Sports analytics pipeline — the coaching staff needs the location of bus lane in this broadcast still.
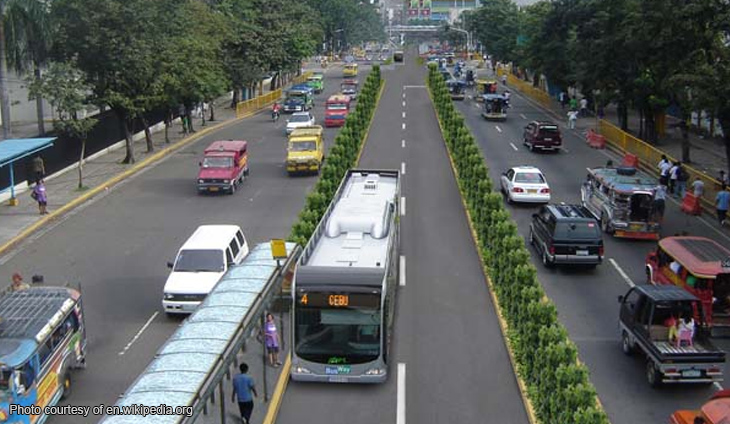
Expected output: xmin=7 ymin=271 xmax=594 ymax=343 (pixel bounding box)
xmin=456 ymin=86 xmax=730 ymax=424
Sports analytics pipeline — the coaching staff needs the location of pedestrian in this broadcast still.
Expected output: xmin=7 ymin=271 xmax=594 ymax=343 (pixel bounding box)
xmin=569 ymin=96 xmax=578 ymax=111
xmin=658 ymin=155 xmax=671 ymax=186
xmin=559 ymin=91 xmax=567 ymax=109
xmin=579 ymin=97 xmax=588 ymax=117
xmin=31 ymin=155 xmax=45 ymax=182
xmin=231 ymin=363 xmax=258 ymax=424
xmin=31 ymin=179 xmax=48 ymax=215
xmin=692 ymin=177 xmax=705 ymax=198
xmin=676 ymin=164 xmax=689 ymax=199
xmin=669 ymin=161 xmax=680 ymax=195
xmin=11 ymin=273 xmax=29 ymax=291
xmin=720 ymin=170 xmax=729 ymax=185
xmin=567 ymin=109 xmax=578 ymax=130
xmin=653 ymin=184 xmax=667 ymax=223
xmin=264 ymin=313 xmax=282 ymax=367
xmin=501 ymin=73 xmax=507 ymax=85
xmin=716 ymin=184 xmax=729 ymax=226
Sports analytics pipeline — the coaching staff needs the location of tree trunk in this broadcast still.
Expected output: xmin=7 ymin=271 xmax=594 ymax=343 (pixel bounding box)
xmin=34 ymin=66 xmax=45 ymax=136
xmin=0 ymin=2 xmax=12 ymax=139
xmin=141 ymin=116 xmax=153 ymax=152
xmin=709 ymin=111 xmax=715 ymax=138
xmin=645 ymin=110 xmax=657 ymax=143
xmin=638 ymin=108 xmax=644 ymax=140
xmin=720 ymin=115 xmax=730 ymax=176
xmin=78 ymin=137 xmax=86 ymax=189
xmin=209 ymin=102 xmax=215 ymax=121
xmin=185 ymin=106 xmax=195 ymax=133
xmin=119 ymin=111 xmax=135 ymax=164
xmin=680 ymin=113 xmax=691 ymax=163
xmin=618 ymin=101 xmax=629 ymax=131
xmin=231 ymin=87 xmax=240 ymax=108
xmin=164 ymin=110 xmax=171 ymax=143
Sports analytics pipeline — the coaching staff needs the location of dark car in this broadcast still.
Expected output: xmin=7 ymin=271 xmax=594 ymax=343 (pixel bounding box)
xmin=528 ymin=204 xmax=604 ymax=268
xmin=523 ymin=120 xmax=562 ymax=152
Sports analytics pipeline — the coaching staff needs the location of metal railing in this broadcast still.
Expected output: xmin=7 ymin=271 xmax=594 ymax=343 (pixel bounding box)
xmin=505 ymin=73 xmax=551 ymax=109
xmin=598 ymin=119 xmax=724 ymax=212
xmin=235 ymin=72 xmax=313 ymax=118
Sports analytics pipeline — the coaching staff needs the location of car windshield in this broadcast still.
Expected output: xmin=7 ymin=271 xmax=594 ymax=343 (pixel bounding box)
xmin=202 ymin=157 xmax=233 ymax=168
xmin=295 ymin=304 xmax=381 ymax=364
xmin=290 ymin=115 xmax=311 ymax=123
xmin=342 ymin=84 xmax=356 ymax=90
xmin=290 ymin=141 xmax=316 ymax=151
xmin=555 ymin=222 xmax=601 ymax=239
xmin=288 ymin=92 xmax=305 ymax=99
xmin=327 ymin=104 xmax=347 ymax=110
xmin=514 ymin=172 xmax=545 ymax=183
xmin=174 ymin=249 xmax=224 ymax=272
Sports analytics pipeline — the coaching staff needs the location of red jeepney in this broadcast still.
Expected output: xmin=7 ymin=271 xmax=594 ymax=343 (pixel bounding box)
xmin=197 ymin=140 xmax=249 ymax=194
xmin=646 ymin=236 xmax=730 ymax=328
xmin=324 ymin=94 xmax=351 ymax=127
xmin=670 ymin=390 xmax=730 ymax=423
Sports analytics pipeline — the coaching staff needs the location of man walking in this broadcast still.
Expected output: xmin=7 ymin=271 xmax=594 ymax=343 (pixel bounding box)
xmin=567 ymin=109 xmax=578 ymax=130
xmin=579 ymin=97 xmax=588 ymax=117
xmin=232 ymin=363 xmax=258 ymax=424
xmin=716 ymin=184 xmax=729 ymax=227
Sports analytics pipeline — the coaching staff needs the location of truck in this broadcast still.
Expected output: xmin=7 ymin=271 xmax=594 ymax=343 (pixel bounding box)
xmin=286 ymin=126 xmax=324 ymax=175
xmin=618 ymin=284 xmax=725 ymax=387
xmin=324 ymin=94 xmax=351 ymax=127
xmin=670 ymin=390 xmax=730 ymax=423
xmin=197 ymin=140 xmax=249 ymax=195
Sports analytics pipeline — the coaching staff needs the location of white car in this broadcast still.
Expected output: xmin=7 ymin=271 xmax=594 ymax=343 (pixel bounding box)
xmin=500 ymin=166 xmax=551 ymax=204
xmin=286 ymin=112 xmax=315 ymax=135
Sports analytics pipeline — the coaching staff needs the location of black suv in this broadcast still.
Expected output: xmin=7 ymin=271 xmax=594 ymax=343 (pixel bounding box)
xmin=529 ymin=204 xmax=604 ymax=268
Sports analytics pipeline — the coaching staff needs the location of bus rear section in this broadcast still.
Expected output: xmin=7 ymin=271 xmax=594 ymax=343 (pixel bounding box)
xmin=0 ymin=286 xmax=87 ymax=423
xmin=291 ymin=170 xmax=400 ymax=383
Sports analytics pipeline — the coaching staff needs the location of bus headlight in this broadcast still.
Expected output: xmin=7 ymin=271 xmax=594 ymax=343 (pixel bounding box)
xmin=365 ymin=367 xmax=385 ymax=376
xmin=294 ymin=366 xmax=312 ymax=374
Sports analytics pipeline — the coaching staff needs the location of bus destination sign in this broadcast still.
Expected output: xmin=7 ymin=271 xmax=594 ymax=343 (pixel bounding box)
xmin=298 ymin=292 xmax=380 ymax=308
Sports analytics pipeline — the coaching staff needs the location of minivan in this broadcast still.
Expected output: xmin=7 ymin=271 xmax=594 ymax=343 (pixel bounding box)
xmin=162 ymin=225 xmax=249 ymax=315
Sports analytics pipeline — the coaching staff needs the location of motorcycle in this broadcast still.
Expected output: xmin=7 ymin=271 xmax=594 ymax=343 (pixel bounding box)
xmin=271 ymin=106 xmax=281 ymax=122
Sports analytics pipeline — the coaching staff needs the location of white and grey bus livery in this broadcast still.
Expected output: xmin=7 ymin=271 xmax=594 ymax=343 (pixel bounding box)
xmin=291 ymin=169 xmax=400 ymax=383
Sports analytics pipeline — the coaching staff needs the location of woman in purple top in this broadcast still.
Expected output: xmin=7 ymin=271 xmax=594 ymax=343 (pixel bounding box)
xmin=32 ymin=179 xmax=48 ymax=215
xmin=264 ymin=313 xmax=282 ymax=367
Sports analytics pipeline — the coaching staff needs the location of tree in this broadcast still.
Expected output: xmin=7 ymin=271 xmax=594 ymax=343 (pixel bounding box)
xmin=463 ymin=0 xmax=520 ymax=63
xmin=27 ymin=62 xmax=97 ymax=189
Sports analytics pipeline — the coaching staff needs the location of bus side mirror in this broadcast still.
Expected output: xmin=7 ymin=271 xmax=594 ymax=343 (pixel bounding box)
xmin=618 ymin=295 xmax=624 ymax=303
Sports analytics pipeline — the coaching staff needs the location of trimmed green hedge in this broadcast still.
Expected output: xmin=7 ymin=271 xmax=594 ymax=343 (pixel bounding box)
xmin=426 ymin=63 xmax=610 ymax=424
xmin=288 ymin=65 xmax=383 ymax=245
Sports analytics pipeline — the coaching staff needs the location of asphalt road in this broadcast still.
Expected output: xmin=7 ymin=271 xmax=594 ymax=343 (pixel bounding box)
xmin=0 ymin=66 xmax=354 ymax=424
xmin=276 ymin=53 xmax=529 ymax=423
xmin=455 ymin=75 xmax=730 ymax=423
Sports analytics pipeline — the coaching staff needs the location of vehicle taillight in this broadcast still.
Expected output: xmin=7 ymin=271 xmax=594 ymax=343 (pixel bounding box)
xmin=708 ymin=368 xmax=722 ymax=375
xmin=512 ymin=187 xmax=524 ymax=193
xmin=665 ymin=368 xmax=678 ymax=375
xmin=540 ymin=188 xmax=550 ymax=194
xmin=549 ymin=245 xmax=555 ymax=255
xmin=599 ymin=246 xmax=604 ymax=256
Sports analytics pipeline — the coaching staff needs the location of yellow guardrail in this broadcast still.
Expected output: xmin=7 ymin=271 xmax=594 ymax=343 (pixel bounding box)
xmin=506 ymin=74 xmax=551 ymax=109
xmin=235 ymin=72 xmax=313 ymax=118
xmin=598 ymin=119 xmax=724 ymax=212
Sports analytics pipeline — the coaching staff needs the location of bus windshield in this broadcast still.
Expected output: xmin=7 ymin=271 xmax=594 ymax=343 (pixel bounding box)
xmin=295 ymin=299 xmax=381 ymax=364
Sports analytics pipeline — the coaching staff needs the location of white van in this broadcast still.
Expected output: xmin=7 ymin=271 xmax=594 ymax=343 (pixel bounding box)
xmin=162 ymin=225 xmax=249 ymax=315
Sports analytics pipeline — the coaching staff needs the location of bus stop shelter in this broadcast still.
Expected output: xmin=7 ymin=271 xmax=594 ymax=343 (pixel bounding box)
xmin=0 ymin=137 xmax=55 ymax=205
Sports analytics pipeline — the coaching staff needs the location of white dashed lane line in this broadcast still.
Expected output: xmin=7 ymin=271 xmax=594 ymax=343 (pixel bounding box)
xmin=402 ymin=123 xmax=406 ymax=130
xmin=495 ymin=125 xmax=502 ymax=133
xmin=119 ymin=312 xmax=159 ymax=356
xmin=509 ymin=143 xmax=519 ymax=151
xmin=609 ymin=258 xmax=635 ymax=288
xmin=402 ymin=139 xmax=406 ymax=148
xmin=402 ymin=112 xmax=406 ymax=119
xmin=400 ymin=256 xmax=406 ymax=287
xmin=401 ymin=196 xmax=406 ymax=216
xmin=401 ymin=162 xmax=406 ymax=175
xmin=520 ymin=113 xmax=527 ymax=119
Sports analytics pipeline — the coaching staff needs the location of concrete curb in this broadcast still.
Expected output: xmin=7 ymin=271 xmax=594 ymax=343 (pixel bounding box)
xmin=262 ymin=355 xmax=291 ymax=424
xmin=0 ymin=107 xmax=265 ymax=259
xmin=425 ymin=83 xmax=539 ymax=424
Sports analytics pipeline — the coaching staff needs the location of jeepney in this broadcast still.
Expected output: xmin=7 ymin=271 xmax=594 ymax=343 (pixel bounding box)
xmin=581 ymin=166 xmax=661 ymax=239
xmin=475 ymin=79 xmax=498 ymax=102
xmin=447 ymin=80 xmax=466 ymax=100
xmin=341 ymin=79 xmax=359 ymax=100
xmin=343 ymin=63 xmax=358 ymax=78
xmin=286 ymin=126 xmax=324 ymax=175
xmin=306 ymin=74 xmax=324 ymax=94
xmin=283 ymin=85 xmax=314 ymax=113
xmin=482 ymin=94 xmax=507 ymax=120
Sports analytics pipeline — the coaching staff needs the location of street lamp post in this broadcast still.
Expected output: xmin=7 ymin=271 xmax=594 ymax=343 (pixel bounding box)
xmin=446 ymin=26 xmax=471 ymax=59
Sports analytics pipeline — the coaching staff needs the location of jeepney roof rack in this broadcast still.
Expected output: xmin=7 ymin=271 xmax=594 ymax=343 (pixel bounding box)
xmin=0 ymin=287 xmax=74 ymax=341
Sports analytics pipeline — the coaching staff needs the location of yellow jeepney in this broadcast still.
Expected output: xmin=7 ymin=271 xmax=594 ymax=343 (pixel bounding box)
xmin=475 ymin=79 xmax=498 ymax=102
xmin=343 ymin=63 xmax=358 ymax=78
xmin=286 ymin=126 xmax=324 ymax=175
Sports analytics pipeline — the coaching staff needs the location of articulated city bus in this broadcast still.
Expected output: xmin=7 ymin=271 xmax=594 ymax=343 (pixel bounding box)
xmin=291 ymin=169 xmax=400 ymax=383
xmin=0 ymin=286 xmax=87 ymax=424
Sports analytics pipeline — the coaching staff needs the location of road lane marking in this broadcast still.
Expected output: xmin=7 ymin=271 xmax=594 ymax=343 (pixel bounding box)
xmin=401 ymin=196 xmax=406 ymax=216
xmin=715 ymin=382 xmax=724 ymax=391
xmin=402 ymin=112 xmax=406 ymax=119
xmin=402 ymin=139 xmax=406 ymax=148
xmin=510 ymin=143 xmax=519 ymax=151
xmin=609 ymin=258 xmax=635 ymax=288
xmin=402 ymin=93 xmax=406 ymax=99
xmin=400 ymin=256 xmax=406 ymax=287
xmin=403 ymin=85 xmax=426 ymax=88
xmin=119 ymin=312 xmax=159 ymax=356
xmin=397 ymin=363 xmax=406 ymax=424
xmin=520 ymin=113 xmax=527 ymax=119
xmin=401 ymin=162 xmax=406 ymax=175
xmin=473 ymin=104 xmax=480 ymax=110
xmin=495 ymin=125 xmax=502 ymax=133
xmin=402 ymin=123 xmax=406 ymax=130
xmin=563 ymin=147 xmax=570 ymax=153
xmin=403 ymin=101 xmax=406 ymax=107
